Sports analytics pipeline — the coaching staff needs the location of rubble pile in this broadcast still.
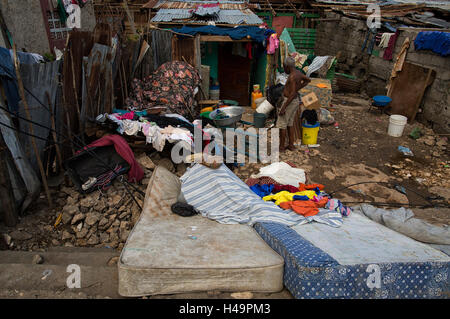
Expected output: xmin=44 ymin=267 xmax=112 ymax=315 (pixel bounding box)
xmin=1 ymin=154 xmax=187 ymax=251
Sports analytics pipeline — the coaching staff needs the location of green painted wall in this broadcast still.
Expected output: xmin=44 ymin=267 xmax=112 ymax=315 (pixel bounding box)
xmin=201 ymin=42 xmax=219 ymax=83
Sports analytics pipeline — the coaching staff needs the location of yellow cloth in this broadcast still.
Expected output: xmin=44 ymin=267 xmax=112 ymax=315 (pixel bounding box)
xmin=263 ymin=190 xmax=317 ymax=206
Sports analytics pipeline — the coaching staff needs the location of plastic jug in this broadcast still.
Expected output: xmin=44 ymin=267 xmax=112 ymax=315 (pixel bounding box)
xmin=251 ymin=90 xmax=263 ymax=109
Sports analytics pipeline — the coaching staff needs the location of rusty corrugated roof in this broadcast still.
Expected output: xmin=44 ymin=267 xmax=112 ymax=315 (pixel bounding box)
xmin=151 ymin=7 xmax=263 ymax=24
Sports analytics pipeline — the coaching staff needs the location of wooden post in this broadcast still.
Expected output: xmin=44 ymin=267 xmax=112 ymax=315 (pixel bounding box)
xmin=12 ymin=44 xmax=53 ymax=209
xmin=46 ymin=91 xmax=63 ymax=173
xmin=0 ymin=130 xmax=18 ymax=226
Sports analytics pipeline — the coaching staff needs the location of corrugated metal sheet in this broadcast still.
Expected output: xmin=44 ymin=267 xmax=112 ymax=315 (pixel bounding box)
xmin=146 ymin=0 xmax=255 ymax=10
xmin=151 ymin=8 xmax=263 ymax=25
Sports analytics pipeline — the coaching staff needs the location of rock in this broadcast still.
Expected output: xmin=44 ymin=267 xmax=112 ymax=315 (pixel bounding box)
xmin=3 ymin=234 xmax=12 ymax=246
xmin=109 ymin=195 xmax=123 ymax=207
xmin=80 ymin=194 xmax=98 ymax=208
xmin=76 ymin=228 xmax=89 ymax=239
xmin=158 ymin=158 xmax=175 ymax=172
xmin=136 ymin=153 xmax=156 ymax=170
xmin=119 ymin=221 xmax=129 ymax=230
xmin=9 ymin=231 xmax=32 ymax=241
xmin=109 ymin=231 xmax=119 ymax=243
xmin=107 ymin=256 xmax=119 ymax=267
xmin=62 ymin=230 xmax=73 ymax=241
xmin=94 ymin=200 xmax=107 ymax=212
xmin=423 ymin=136 xmax=435 ymax=146
xmin=231 ymin=292 xmax=253 ymax=299
xmin=176 ymin=163 xmax=187 ymax=176
xmin=71 ymin=213 xmax=85 ymax=225
xmin=32 ymin=254 xmax=44 ymax=264
xmin=66 ymin=196 xmax=78 ymax=206
xmin=51 ymin=239 xmax=60 ymax=246
xmin=76 ymin=222 xmax=83 ymax=232
xmin=61 ymin=205 xmax=79 ymax=224
xmin=119 ymin=229 xmax=130 ymax=242
xmin=87 ymin=234 xmax=99 ymax=245
xmin=432 ymin=151 xmax=440 ymax=157
xmin=118 ymin=211 xmax=131 ymax=219
xmin=99 ymin=232 xmax=109 ymax=243
xmin=85 ymin=212 xmax=101 ymax=226
xmin=98 ymin=217 xmax=109 ymax=228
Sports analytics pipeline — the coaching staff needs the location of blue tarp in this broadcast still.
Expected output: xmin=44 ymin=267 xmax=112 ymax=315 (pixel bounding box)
xmin=414 ymin=31 xmax=450 ymax=57
xmin=0 ymin=46 xmax=20 ymax=112
xmin=171 ymin=26 xmax=275 ymax=43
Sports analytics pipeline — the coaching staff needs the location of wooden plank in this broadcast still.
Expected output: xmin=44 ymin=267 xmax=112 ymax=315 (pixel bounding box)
xmin=388 ymin=62 xmax=436 ymax=122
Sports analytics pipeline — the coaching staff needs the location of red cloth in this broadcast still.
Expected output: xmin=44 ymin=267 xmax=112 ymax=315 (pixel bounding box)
xmin=383 ymin=30 xmax=399 ymax=60
xmin=80 ymin=135 xmax=144 ymax=183
xmin=273 ymin=184 xmax=299 ymax=193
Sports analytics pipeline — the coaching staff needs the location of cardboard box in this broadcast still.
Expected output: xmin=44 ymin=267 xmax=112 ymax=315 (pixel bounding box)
xmin=301 ymin=92 xmax=321 ymax=110
xmin=299 ymin=78 xmax=332 ymax=109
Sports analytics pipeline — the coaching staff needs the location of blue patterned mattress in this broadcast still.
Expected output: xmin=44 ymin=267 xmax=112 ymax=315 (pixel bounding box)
xmin=254 ymin=213 xmax=450 ymax=299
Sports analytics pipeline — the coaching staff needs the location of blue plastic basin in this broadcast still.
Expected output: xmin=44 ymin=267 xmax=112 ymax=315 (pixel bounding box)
xmin=373 ymin=95 xmax=392 ymax=107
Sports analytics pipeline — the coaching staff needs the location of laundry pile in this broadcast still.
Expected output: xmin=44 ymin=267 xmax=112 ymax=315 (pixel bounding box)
xmin=96 ymin=110 xmax=197 ymax=152
xmin=247 ymin=162 xmax=352 ymax=219
xmin=180 ymin=162 xmax=348 ymax=228
xmin=125 ymin=61 xmax=201 ymax=121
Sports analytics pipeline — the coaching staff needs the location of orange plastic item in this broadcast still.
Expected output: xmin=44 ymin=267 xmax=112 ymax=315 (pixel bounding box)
xmin=251 ymin=91 xmax=263 ymax=109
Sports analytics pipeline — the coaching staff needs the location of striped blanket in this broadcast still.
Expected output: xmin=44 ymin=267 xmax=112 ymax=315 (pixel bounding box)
xmin=180 ymin=164 xmax=343 ymax=228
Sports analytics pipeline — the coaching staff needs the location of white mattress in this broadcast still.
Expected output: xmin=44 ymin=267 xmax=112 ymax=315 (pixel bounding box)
xmin=292 ymin=213 xmax=450 ymax=266
xmin=118 ymin=166 xmax=284 ymax=297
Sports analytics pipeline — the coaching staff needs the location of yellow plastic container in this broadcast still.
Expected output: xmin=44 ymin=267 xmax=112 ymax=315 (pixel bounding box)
xmin=200 ymin=107 xmax=213 ymax=113
xmin=251 ymin=91 xmax=263 ymax=109
xmin=302 ymin=122 xmax=320 ymax=145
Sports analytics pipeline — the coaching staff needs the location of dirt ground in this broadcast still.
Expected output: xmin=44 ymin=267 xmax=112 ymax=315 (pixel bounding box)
xmin=0 ymin=92 xmax=449 ymax=298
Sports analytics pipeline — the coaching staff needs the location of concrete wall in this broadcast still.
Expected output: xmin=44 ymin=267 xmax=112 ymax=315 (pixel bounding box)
xmin=0 ymin=0 xmax=50 ymax=54
xmin=0 ymin=0 xmax=96 ymax=54
xmin=315 ymin=12 xmax=450 ymax=133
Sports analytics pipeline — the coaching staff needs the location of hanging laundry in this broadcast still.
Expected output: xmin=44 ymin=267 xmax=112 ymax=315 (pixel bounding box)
xmin=414 ymin=31 xmax=450 ymax=57
xmin=383 ymin=30 xmax=399 ymax=61
xmin=267 ymin=33 xmax=279 ymax=55
xmin=379 ymin=33 xmax=395 ymax=48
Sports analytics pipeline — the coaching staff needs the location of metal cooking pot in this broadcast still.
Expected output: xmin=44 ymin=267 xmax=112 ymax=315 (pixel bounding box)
xmin=209 ymin=106 xmax=245 ymax=127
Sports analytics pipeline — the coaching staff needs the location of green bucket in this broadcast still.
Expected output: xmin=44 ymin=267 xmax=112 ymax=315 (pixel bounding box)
xmin=253 ymin=112 xmax=267 ymax=128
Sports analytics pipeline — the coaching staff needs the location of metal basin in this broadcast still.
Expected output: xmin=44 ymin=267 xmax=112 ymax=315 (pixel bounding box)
xmin=209 ymin=106 xmax=244 ymax=127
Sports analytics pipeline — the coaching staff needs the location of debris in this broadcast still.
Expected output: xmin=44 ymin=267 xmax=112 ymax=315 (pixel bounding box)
xmin=32 ymin=254 xmax=44 ymax=264
xmin=409 ymin=127 xmax=422 ymax=140
xmin=107 ymin=256 xmax=119 ymax=267
xmin=41 ymin=269 xmax=52 ymax=280
xmin=136 ymin=153 xmax=156 ymax=170
xmin=231 ymin=292 xmax=253 ymax=299
xmin=9 ymin=231 xmax=32 ymax=241
xmin=398 ymin=146 xmax=414 ymax=156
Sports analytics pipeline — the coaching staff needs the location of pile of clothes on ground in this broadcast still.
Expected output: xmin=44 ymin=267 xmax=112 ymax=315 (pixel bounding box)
xmin=96 ymin=109 xmax=197 ymax=152
xmin=247 ymin=162 xmax=351 ymax=218
xmin=178 ymin=161 xmax=351 ymax=228
xmin=125 ymin=61 xmax=201 ymax=120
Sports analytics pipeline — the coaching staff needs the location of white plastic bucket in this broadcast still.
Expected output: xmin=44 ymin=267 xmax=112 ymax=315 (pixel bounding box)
xmin=387 ymin=114 xmax=407 ymax=137
xmin=255 ymin=97 xmax=266 ymax=106
xmin=256 ymin=100 xmax=274 ymax=115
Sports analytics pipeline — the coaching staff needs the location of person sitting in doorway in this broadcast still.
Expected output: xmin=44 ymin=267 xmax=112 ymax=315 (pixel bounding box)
xmin=277 ymin=57 xmax=311 ymax=152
